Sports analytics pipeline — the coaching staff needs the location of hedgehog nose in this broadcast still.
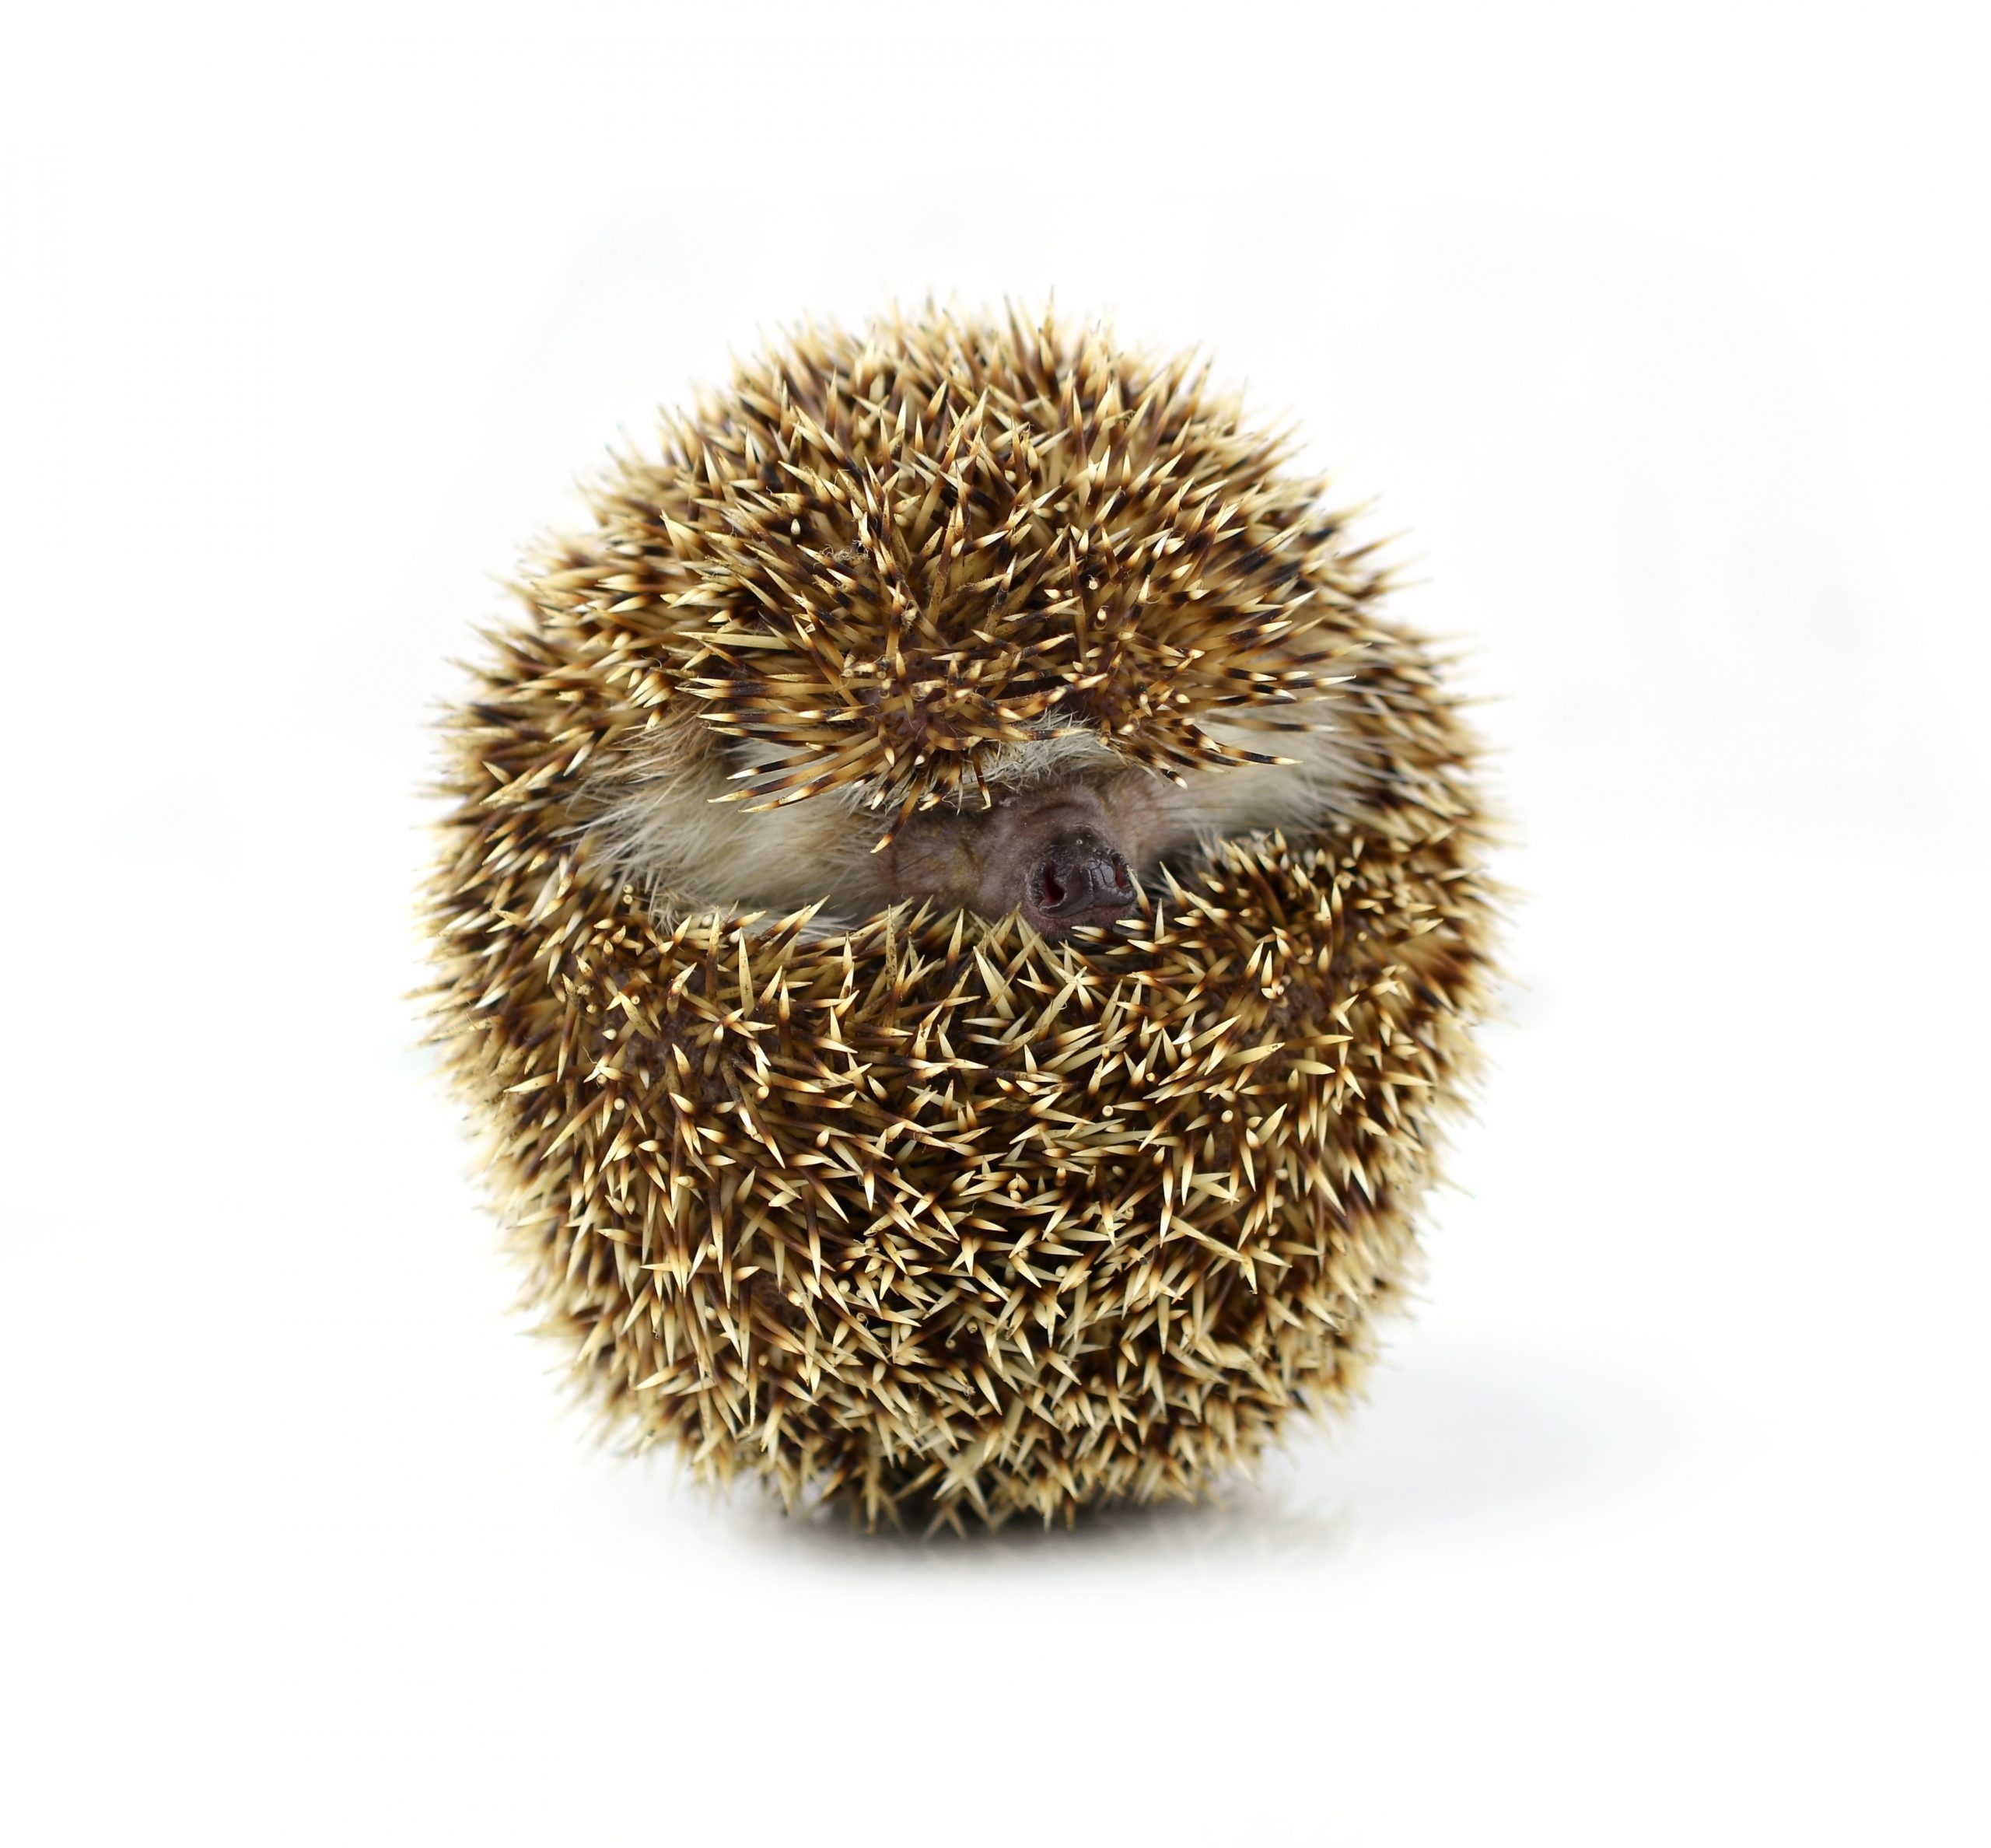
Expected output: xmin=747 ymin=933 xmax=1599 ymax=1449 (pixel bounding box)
xmin=1030 ymin=830 xmax=1135 ymax=927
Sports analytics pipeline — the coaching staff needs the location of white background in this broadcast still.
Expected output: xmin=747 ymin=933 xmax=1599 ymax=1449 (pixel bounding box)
xmin=5 ymin=4 xmax=1986 ymax=1843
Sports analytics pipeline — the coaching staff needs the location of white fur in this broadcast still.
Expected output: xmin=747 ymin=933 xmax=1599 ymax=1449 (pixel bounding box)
xmin=585 ymin=699 xmax=1357 ymax=926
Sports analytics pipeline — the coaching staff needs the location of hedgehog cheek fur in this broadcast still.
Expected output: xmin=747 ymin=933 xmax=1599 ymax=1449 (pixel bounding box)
xmin=424 ymin=304 xmax=1498 ymax=1530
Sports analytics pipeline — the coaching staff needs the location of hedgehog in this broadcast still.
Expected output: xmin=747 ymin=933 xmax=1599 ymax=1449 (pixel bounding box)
xmin=425 ymin=304 xmax=1497 ymax=1530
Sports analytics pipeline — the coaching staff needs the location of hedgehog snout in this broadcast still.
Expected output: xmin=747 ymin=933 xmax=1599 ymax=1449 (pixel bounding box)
xmin=1027 ymin=828 xmax=1135 ymax=935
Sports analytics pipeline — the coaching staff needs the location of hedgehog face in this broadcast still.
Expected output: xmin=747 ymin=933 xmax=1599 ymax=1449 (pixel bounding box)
xmin=879 ymin=769 xmax=1147 ymax=936
xmin=589 ymin=702 xmax=1363 ymax=935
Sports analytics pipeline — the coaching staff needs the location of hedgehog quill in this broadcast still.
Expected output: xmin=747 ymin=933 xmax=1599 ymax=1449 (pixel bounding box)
xmin=425 ymin=304 xmax=1499 ymax=1529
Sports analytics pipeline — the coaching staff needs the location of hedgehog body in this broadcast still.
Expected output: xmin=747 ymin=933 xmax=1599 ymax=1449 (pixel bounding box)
xmin=426 ymin=306 xmax=1496 ymax=1528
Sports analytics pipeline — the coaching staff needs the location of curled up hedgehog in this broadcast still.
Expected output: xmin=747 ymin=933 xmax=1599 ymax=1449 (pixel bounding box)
xmin=425 ymin=305 xmax=1498 ymax=1529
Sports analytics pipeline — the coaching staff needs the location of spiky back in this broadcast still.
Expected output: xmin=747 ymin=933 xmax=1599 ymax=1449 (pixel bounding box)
xmin=518 ymin=306 xmax=1392 ymax=836
xmin=426 ymin=306 xmax=1496 ymax=1528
